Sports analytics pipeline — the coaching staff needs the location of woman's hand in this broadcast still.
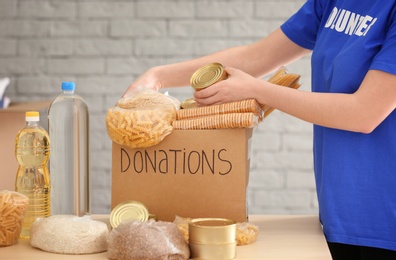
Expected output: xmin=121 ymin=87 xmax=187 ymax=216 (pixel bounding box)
xmin=122 ymin=67 xmax=163 ymax=97
xmin=193 ymin=67 xmax=263 ymax=106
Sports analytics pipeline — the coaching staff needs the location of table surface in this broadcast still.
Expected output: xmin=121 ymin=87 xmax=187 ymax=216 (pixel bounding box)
xmin=0 ymin=215 xmax=332 ymax=260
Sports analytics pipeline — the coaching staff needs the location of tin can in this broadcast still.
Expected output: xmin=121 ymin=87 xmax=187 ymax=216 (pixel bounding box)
xmin=189 ymin=218 xmax=237 ymax=260
xmin=190 ymin=63 xmax=228 ymax=91
xmin=148 ymin=213 xmax=158 ymax=221
xmin=180 ymin=98 xmax=198 ymax=109
xmin=189 ymin=241 xmax=237 ymax=260
xmin=110 ymin=200 xmax=149 ymax=228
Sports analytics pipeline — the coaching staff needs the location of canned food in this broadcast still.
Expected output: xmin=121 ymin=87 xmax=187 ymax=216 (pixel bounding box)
xmin=180 ymin=98 xmax=198 ymax=109
xmin=190 ymin=63 xmax=228 ymax=91
xmin=110 ymin=200 xmax=149 ymax=228
xmin=189 ymin=218 xmax=237 ymax=260
xmin=189 ymin=241 xmax=237 ymax=260
xmin=148 ymin=213 xmax=158 ymax=221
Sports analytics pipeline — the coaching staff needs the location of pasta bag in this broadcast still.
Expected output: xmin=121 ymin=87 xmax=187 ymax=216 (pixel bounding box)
xmin=116 ymin=86 xmax=180 ymax=110
xmin=106 ymin=104 xmax=175 ymax=149
xmin=0 ymin=190 xmax=29 ymax=247
xmin=106 ymin=86 xmax=178 ymax=149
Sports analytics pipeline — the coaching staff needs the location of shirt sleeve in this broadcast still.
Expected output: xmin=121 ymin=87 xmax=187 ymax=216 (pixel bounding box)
xmin=370 ymin=11 xmax=396 ymax=75
xmin=280 ymin=0 xmax=325 ymax=50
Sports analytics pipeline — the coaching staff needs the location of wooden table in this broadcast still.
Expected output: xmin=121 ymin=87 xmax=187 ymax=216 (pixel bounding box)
xmin=0 ymin=215 xmax=331 ymax=259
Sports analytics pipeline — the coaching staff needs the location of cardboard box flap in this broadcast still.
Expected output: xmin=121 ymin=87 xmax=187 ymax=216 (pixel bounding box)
xmin=0 ymin=100 xmax=51 ymax=113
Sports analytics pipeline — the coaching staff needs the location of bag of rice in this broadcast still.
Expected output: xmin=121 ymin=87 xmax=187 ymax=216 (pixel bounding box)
xmin=108 ymin=220 xmax=190 ymax=260
xmin=30 ymin=215 xmax=109 ymax=254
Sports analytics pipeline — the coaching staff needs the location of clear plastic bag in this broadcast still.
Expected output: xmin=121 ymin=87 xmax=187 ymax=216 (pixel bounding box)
xmin=30 ymin=215 xmax=109 ymax=254
xmin=106 ymin=86 xmax=179 ymax=149
xmin=174 ymin=215 xmax=191 ymax=243
xmin=0 ymin=190 xmax=29 ymax=247
xmin=117 ymin=86 xmax=181 ymax=110
xmin=106 ymin=104 xmax=175 ymax=149
xmin=108 ymin=220 xmax=190 ymax=260
xmin=236 ymin=222 xmax=259 ymax=246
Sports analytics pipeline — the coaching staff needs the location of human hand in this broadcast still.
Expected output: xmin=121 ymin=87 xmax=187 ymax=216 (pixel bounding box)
xmin=193 ymin=67 xmax=261 ymax=106
xmin=122 ymin=67 xmax=163 ymax=97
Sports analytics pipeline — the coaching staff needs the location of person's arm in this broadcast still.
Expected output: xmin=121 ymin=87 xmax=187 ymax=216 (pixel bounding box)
xmin=263 ymin=69 xmax=396 ymax=133
xmin=123 ymin=28 xmax=311 ymax=96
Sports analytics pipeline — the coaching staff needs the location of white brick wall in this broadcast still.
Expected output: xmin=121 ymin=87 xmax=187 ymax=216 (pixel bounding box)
xmin=1 ymin=0 xmax=316 ymax=215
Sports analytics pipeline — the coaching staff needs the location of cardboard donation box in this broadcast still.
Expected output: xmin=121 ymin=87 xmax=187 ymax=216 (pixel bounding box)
xmin=0 ymin=100 xmax=51 ymax=191
xmin=112 ymin=128 xmax=253 ymax=222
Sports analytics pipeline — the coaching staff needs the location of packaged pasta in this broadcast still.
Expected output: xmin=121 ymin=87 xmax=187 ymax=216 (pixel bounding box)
xmin=236 ymin=222 xmax=259 ymax=246
xmin=0 ymin=190 xmax=29 ymax=247
xmin=106 ymin=105 xmax=175 ymax=149
xmin=106 ymin=86 xmax=178 ymax=149
xmin=116 ymin=86 xmax=180 ymax=110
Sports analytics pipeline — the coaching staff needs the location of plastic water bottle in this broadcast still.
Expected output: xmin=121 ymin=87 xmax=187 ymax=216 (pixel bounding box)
xmin=48 ymin=82 xmax=90 ymax=216
xmin=15 ymin=111 xmax=51 ymax=239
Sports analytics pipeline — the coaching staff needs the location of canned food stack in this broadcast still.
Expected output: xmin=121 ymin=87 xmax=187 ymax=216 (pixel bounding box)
xmin=188 ymin=218 xmax=237 ymax=260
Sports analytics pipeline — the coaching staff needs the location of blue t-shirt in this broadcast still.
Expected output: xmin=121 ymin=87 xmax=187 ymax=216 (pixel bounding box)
xmin=281 ymin=0 xmax=396 ymax=250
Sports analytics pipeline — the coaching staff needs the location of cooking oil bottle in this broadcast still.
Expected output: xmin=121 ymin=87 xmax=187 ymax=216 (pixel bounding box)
xmin=15 ymin=111 xmax=50 ymax=239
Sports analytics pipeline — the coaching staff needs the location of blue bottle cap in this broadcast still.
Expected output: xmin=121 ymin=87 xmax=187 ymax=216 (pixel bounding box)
xmin=62 ymin=82 xmax=75 ymax=91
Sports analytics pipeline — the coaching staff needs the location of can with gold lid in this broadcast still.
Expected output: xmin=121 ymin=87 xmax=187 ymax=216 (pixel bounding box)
xmin=189 ymin=218 xmax=237 ymax=260
xmin=190 ymin=62 xmax=228 ymax=91
xmin=110 ymin=200 xmax=149 ymax=228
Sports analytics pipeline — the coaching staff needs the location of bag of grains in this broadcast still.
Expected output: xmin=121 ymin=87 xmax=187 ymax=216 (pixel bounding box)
xmin=30 ymin=215 xmax=109 ymax=254
xmin=108 ymin=219 xmax=190 ymax=260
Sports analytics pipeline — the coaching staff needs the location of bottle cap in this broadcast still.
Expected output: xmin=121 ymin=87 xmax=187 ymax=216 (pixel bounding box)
xmin=62 ymin=82 xmax=76 ymax=91
xmin=110 ymin=200 xmax=149 ymax=228
xmin=190 ymin=63 xmax=228 ymax=90
xmin=25 ymin=111 xmax=40 ymax=122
